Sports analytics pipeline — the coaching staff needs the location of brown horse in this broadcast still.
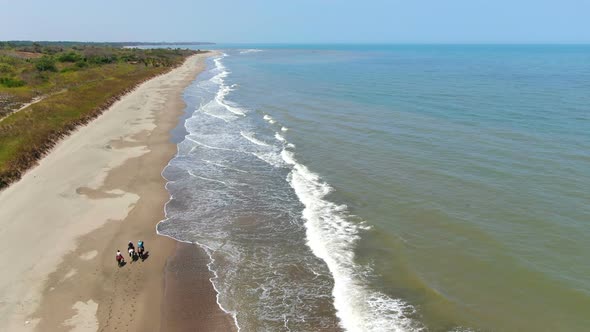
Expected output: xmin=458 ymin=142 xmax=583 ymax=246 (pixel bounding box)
xmin=116 ymin=252 xmax=125 ymax=267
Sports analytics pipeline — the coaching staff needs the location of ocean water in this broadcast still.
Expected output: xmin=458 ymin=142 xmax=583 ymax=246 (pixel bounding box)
xmin=157 ymin=45 xmax=590 ymax=331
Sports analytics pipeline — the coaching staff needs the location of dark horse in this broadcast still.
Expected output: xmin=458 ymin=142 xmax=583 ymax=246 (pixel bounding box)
xmin=128 ymin=248 xmax=139 ymax=262
xmin=137 ymin=246 xmax=145 ymax=260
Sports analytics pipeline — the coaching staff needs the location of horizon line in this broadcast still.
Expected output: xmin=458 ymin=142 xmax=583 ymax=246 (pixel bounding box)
xmin=2 ymin=40 xmax=590 ymax=46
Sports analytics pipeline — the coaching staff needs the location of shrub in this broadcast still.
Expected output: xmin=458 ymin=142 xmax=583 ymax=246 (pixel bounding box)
xmin=0 ymin=76 xmax=26 ymax=87
xmin=42 ymin=46 xmax=63 ymax=55
xmin=0 ymin=63 xmax=14 ymax=75
xmin=35 ymin=56 xmax=57 ymax=72
xmin=57 ymin=52 xmax=81 ymax=63
xmin=75 ymin=60 xmax=88 ymax=68
xmin=88 ymin=55 xmax=117 ymax=65
xmin=83 ymin=48 xmax=117 ymax=65
xmin=0 ymin=55 xmax=20 ymax=65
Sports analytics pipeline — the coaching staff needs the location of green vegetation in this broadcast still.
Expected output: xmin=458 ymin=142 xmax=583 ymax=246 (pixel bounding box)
xmin=35 ymin=56 xmax=58 ymax=72
xmin=0 ymin=77 xmax=26 ymax=87
xmin=0 ymin=41 xmax=202 ymax=188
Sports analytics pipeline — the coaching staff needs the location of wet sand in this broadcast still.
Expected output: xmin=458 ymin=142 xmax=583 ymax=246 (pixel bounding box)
xmin=161 ymin=242 xmax=237 ymax=331
xmin=0 ymin=51 xmax=234 ymax=331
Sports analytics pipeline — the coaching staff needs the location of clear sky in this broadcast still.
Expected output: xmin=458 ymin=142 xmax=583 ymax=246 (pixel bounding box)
xmin=1 ymin=0 xmax=589 ymax=43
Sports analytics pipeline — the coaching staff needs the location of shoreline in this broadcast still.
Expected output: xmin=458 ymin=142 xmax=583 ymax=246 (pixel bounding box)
xmin=0 ymin=51 xmax=234 ymax=331
xmin=161 ymin=242 xmax=237 ymax=331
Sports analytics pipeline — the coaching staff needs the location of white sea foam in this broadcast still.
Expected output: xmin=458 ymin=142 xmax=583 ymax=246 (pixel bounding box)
xmin=239 ymin=49 xmax=263 ymax=54
xmin=263 ymin=115 xmax=277 ymax=124
xmin=186 ymin=136 xmax=240 ymax=152
xmin=281 ymin=127 xmax=289 ymax=132
xmin=201 ymin=99 xmax=232 ymax=123
xmin=275 ymin=133 xmax=286 ymax=142
xmin=241 ymin=131 xmax=270 ymax=146
xmin=252 ymin=152 xmax=284 ymax=168
xmin=210 ymin=70 xmax=228 ymax=86
xmin=228 ymin=104 xmax=247 ymax=116
xmin=203 ymin=109 xmax=231 ymax=123
xmin=202 ymin=159 xmax=249 ymax=173
xmin=213 ymin=56 xmax=228 ymax=72
xmin=216 ymin=86 xmax=246 ymax=116
xmin=212 ymin=56 xmax=246 ymax=117
xmin=281 ymin=149 xmax=420 ymax=332
xmin=187 ymin=170 xmax=230 ymax=186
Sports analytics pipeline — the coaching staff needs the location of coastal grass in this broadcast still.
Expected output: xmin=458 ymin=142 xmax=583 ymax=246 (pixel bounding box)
xmin=0 ymin=43 xmax=201 ymax=188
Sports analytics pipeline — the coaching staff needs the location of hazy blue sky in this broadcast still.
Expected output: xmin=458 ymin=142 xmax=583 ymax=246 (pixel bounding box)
xmin=1 ymin=0 xmax=589 ymax=43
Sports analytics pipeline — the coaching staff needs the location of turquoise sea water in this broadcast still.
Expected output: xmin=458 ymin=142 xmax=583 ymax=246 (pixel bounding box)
xmin=158 ymin=45 xmax=590 ymax=331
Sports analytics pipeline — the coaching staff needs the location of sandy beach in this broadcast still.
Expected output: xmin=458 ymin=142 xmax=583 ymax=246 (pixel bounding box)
xmin=0 ymin=52 xmax=235 ymax=331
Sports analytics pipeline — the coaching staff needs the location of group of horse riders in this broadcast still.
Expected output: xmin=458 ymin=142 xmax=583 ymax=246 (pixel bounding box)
xmin=115 ymin=240 xmax=146 ymax=266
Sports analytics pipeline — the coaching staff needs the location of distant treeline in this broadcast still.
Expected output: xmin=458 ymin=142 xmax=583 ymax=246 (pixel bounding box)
xmin=1 ymin=41 xmax=215 ymax=48
xmin=0 ymin=43 xmax=199 ymax=87
xmin=0 ymin=45 xmax=197 ymax=91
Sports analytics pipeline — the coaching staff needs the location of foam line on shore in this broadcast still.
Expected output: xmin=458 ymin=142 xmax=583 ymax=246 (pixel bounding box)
xmin=156 ymin=197 xmax=242 ymax=331
xmin=155 ymin=227 xmax=242 ymax=331
xmin=158 ymin=55 xmax=240 ymax=331
xmin=160 ymin=156 xmax=241 ymax=332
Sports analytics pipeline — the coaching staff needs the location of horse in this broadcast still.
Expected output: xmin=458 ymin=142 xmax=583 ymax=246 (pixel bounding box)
xmin=137 ymin=246 xmax=145 ymax=260
xmin=116 ymin=253 xmax=125 ymax=267
xmin=128 ymin=248 xmax=139 ymax=262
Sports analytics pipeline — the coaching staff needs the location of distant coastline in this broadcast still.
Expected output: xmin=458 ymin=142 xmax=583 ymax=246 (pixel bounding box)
xmin=1 ymin=40 xmax=215 ymax=47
